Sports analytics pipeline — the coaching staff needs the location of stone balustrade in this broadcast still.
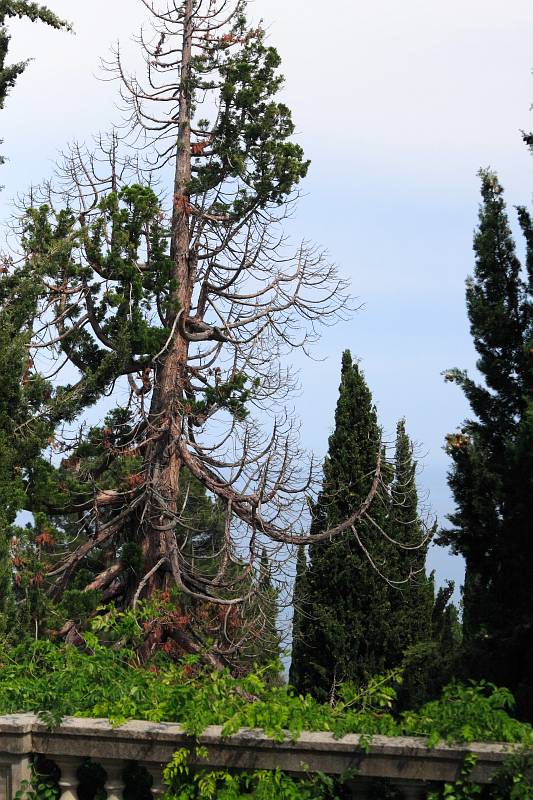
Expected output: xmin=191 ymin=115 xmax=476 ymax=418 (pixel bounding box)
xmin=0 ymin=714 xmax=522 ymax=800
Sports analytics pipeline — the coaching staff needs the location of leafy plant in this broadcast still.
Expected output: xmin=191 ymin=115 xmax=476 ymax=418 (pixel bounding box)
xmin=14 ymin=759 xmax=59 ymax=800
xmin=401 ymin=681 xmax=530 ymax=748
xmin=428 ymin=755 xmax=483 ymax=800
xmin=1 ymin=633 xmax=532 ymax=800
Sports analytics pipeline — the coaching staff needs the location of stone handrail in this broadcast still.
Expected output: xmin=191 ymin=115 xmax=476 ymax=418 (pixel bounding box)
xmin=0 ymin=714 xmax=523 ymax=800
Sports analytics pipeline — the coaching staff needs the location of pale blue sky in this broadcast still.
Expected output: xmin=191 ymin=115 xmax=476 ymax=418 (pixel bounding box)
xmin=2 ymin=0 xmax=533 ymax=598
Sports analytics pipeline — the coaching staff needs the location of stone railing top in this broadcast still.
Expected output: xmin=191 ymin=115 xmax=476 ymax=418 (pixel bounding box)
xmin=0 ymin=714 xmax=525 ymax=785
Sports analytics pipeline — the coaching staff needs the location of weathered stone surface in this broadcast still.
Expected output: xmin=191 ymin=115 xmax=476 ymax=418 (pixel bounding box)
xmin=0 ymin=714 xmax=526 ymax=799
xmin=0 ymin=716 xmax=33 ymax=755
xmin=0 ymin=755 xmax=31 ymax=800
xmin=27 ymin=718 xmax=518 ymax=783
xmin=0 ymin=764 xmax=10 ymax=800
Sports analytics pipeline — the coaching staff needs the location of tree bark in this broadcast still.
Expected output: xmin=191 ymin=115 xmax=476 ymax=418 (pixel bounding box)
xmin=141 ymin=0 xmax=194 ymax=597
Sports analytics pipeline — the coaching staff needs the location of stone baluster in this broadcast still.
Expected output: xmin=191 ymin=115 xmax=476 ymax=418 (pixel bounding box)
xmin=143 ymin=764 xmax=165 ymax=800
xmin=56 ymin=758 xmax=80 ymax=800
xmin=0 ymin=763 xmax=11 ymax=800
xmin=103 ymin=761 xmax=124 ymax=800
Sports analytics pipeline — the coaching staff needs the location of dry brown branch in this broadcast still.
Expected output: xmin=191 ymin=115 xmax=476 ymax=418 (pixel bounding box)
xmin=4 ymin=0 xmax=430 ymax=663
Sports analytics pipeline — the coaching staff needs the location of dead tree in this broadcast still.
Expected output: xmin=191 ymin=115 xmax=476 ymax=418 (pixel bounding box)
xmin=4 ymin=0 xmax=429 ymax=660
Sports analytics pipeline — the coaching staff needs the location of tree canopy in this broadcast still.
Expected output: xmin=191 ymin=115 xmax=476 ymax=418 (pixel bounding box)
xmin=0 ymin=0 xmax=415 ymax=665
xmin=441 ymin=169 xmax=533 ymax=718
xmin=290 ymin=352 xmax=432 ymax=701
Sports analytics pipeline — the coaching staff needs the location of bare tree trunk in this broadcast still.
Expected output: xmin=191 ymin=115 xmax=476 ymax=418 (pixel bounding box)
xmin=141 ymin=0 xmax=194 ymax=597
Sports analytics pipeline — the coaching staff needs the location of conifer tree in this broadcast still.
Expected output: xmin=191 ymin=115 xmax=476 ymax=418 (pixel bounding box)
xmin=0 ymin=3 xmax=67 ymax=622
xmin=387 ymin=419 xmax=433 ymax=660
xmin=399 ymin=577 xmax=462 ymax=710
xmin=288 ymin=544 xmax=308 ymax=688
xmin=441 ymin=169 xmax=533 ymax=718
xmin=0 ymin=272 xmax=55 ymax=634
xmin=290 ymin=356 xmax=433 ymax=700
xmin=254 ymin=548 xmax=281 ymax=668
xmin=290 ymin=353 xmax=396 ymax=700
xmin=0 ymin=0 xmax=69 ymax=621
xmin=0 ymin=4 xmax=68 ymax=632
xmin=0 ymin=1 xmax=412 ymax=662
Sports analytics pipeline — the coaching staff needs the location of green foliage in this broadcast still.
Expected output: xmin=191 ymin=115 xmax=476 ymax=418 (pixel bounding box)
xmin=189 ymin=27 xmax=309 ymax=214
xmin=192 ymin=373 xmax=259 ymax=422
xmin=401 ymin=682 xmax=530 ymax=749
xmin=399 ymin=577 xmax=462 ymax=710
xmin=0 ymin=281 xmax=55 ymax=635
xmin=163 ymin=749 xmax=358 ymax=800
xmin=428 ymin=751 xmax=533 ymax=800
xmin=15 ymin=761 xmax=59 ymax=800
xmin=59 ymin=589 xmax=101 ymax=625
xmin=0 ymin=630 xmax=532 ymax=749
xmin=291 ymin=352 xmax=434 ymax=703
xmin=489 ymin=752 xmax=533 ymax=800
xmin=428 ymin=754 xmax=483 ymax=800
xmin=20 ymin=184 xmax=174 ymax=399
xmin=442 ymin=170 xmax=533 ymax=719
xmin=1 ymin=632 xmax=532 ymax=800
xmin=164 ymin=748 xmax=322 ymax=800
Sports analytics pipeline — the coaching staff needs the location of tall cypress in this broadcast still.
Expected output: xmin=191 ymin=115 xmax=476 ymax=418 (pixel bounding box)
xmin=288 ymin=545 xmax=308 ymax=688
xmin=387 ymin=419 xmax=433 ymax=658
xmin=290 ymin=351 xmax=430 ymax=700
xmin=441 ymin=170 xmax=533 ymax=718
xmin=399 ymin=576 xmax=462 ymax=710
xmin=256 ymin=548 xmax=281 ymax=668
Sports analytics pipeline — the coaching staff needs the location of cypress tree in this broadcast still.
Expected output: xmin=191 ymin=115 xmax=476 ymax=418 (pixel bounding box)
xmin=290 ymin=352 xmax=396 ymax=700
xmin=441 ymin=169 xmax=533 ymax=718
xmin=290 ymin=357 xmax=434 ymax=701
xmin=387 ymin=419 xmax=433 ymax=659
xmin=255 ymin=548 xmax=281 ymax=668
xmin=288 ymin=545 xmax=308 ymax=688
xmin=399 ymin=577 xmax=462 ymax=709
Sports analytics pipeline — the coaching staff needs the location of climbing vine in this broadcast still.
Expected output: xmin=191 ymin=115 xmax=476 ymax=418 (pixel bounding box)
xmin=1 ymin=618 xmax=532 ymax=800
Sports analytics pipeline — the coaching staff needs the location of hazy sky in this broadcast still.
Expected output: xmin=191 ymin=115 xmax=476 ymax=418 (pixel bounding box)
xmin=2 ymin=0 xmax=533 ymax=596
